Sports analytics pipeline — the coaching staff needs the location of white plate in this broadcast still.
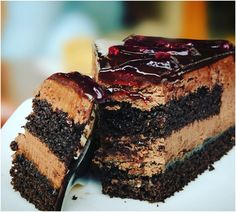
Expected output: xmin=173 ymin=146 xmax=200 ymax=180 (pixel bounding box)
xmin=1 ymin=98 xmax=235 ymax=211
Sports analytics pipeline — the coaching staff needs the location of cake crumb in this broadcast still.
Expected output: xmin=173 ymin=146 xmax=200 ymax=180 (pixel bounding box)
xmin=72 ymin=195 xmax=78 ymax=200
xmin=208 ymin=164 xmax=215 ymax=171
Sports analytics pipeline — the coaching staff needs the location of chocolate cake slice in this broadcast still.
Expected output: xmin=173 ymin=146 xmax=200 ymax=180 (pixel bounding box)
xmin=93 ymin=35 xmax=235 ymax=202
xmin=10 ymin=72 xmax=104 ymax=210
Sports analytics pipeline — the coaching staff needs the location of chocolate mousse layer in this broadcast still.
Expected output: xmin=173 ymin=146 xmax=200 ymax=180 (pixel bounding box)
xmin=14 ymin=130 xmax=66 ymax=188
xmin=38 ymin=72 xmax=104 ymax=124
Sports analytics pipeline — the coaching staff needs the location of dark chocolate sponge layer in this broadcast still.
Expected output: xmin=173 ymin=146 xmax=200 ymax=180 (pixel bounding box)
xmin=25 ymin=98 xmax=85 ymax=166
xmin=99 ymin=126 xmax=235 ymax=202
xmin=10 ymin=154 xmax=59 ymax=211
xmin=98 ymin=84 xmax=222 ymax=138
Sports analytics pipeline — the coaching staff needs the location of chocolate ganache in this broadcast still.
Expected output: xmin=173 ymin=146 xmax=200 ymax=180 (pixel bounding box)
xmin=49 ymin=72 xmax=105 ymax=102
xmin=98 ymin=35 xmax=235 ymax=87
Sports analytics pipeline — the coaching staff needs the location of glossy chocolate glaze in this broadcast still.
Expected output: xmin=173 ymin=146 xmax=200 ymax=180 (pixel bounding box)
xmin=99 ymin=35 xmax=235 ymax=87
xmin=49 ymin=72 xmax=105 ymax=102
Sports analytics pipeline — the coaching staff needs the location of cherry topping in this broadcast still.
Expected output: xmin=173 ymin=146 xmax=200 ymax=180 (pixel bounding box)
xmin=99 ymin=35 xmax=234 ymax=86
xmin=155 ymin=52 xmax=171 ymax=59
xmin=109 ymin=46 xmax=120 ymax=56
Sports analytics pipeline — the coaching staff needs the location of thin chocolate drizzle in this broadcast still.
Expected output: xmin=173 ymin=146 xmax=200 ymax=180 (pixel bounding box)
xmin=99 ymin=35 xmax=235 ymax=87
xmin=49 ymin=72 xmax=105 ymax=103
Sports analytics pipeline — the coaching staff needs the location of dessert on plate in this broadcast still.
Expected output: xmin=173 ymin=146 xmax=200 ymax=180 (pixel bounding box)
xmin=10 ymin=72 xmax=104 ymax=210
xmin=93 ymin=35 xmax=235 ymax=202
xmin=9 ymin=35 xmax=235 ymax=210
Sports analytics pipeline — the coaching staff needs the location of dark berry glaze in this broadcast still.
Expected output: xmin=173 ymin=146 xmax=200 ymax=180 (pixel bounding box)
xmin=99 ymin=35 xmax=235 ymax=87
xmin=49 ymin=72 xmax=105 ymax=103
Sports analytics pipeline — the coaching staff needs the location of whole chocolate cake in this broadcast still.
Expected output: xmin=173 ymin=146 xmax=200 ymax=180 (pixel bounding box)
xmin=93 ymin=35 xmax=235 ymax=202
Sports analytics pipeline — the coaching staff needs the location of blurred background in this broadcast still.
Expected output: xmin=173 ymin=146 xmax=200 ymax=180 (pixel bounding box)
xmin=1 ymin=1 xmax=235 ymax=126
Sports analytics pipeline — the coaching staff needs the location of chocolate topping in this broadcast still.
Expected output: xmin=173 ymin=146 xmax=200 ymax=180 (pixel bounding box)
xmin=99 ymin=35 xmax=235 ymax=86
xmin=49 ymin=72 xmax=105 ymax=102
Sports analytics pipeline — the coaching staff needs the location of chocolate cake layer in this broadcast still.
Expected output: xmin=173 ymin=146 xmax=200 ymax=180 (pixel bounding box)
xmin=25 ymin=99 xmax=86 ymax=166
xmin=99 ymin=126 xmax=235 ymax=202
xmin=98 ymin=84 xmax=222 ymax=138
xmin=10 ymin=154 xmax=59 ymax=211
